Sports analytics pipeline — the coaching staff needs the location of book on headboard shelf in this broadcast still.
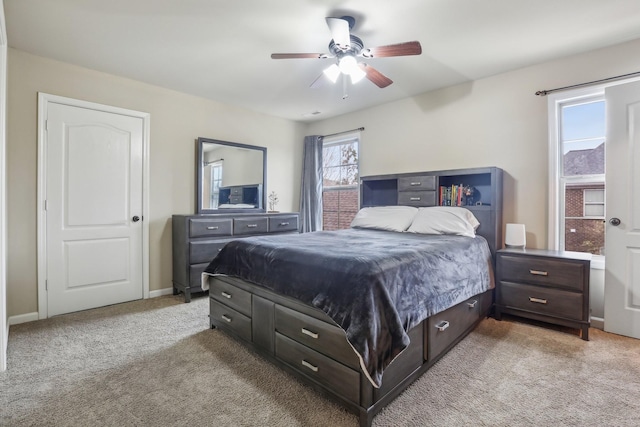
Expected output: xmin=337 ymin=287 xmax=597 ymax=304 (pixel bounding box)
xmin=439 ymin=184 xmax=482 ymax=207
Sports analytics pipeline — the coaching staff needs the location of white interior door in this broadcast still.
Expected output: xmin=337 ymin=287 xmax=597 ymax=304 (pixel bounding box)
xmin=44 ymin=100 xmax=144 ymax=316
xmin=604 ymin=81 xmax=640 ymax=338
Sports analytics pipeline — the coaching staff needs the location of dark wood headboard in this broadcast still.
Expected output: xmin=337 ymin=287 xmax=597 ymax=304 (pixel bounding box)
xmin=360 ymin=167 xmax=503 ymax=259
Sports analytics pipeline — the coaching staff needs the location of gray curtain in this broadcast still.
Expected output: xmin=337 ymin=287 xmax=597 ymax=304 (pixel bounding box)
xmin=300 ymin=135 xmax=323 ymax=232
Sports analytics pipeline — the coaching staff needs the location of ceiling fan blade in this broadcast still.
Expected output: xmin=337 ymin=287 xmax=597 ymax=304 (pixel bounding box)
xmin=326 ymin=17 xmax=351 ymax=50
xmin=358 ymin=63 xmax=393 ymax=88
xmin=361 ymin=41 xmax=422 ymax=58
xmin=271 ymin=53 xmax=331 ymax=59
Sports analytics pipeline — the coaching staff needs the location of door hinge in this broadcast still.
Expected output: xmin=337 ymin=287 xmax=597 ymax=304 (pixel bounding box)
xmin=45 ymin=279 xmax=48 ymax=291
xmin=44 ymin=200 xmax=47 ymax=211
xmin=45 ymin=119 xmax=48 ymax=131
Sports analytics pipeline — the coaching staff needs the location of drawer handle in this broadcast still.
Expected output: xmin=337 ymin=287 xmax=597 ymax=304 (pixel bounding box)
xmin=301 ymin=328 xmax=319 ymax=339
xmin=529 ymin=297 xmax=548 ymax=304
xmin=530 ymin=270 xmax=548 ymax=276
xmin=247 ymin=224 xmax=258 ymax=228
xmin=206 ymin=226 xmax=219 ymax=230
xmin=410 ymin=197 xmax=421 ymax=201
xmin=301 ymin=359 xmax=319 ymax=373
xmin=410 ymin=182 xmax=422 ymax=186
xmin=279 ymin=222 xmax=290 ymax=226
xmin=467 ymin=300 xmax=478 ymax=309
xmin=221 ymin=291 xmax=232 ymax=299
xmin=435 ymin=320 xmax=450 ymax=332
xmin=221 ymin=314 xmax=232 ymax=323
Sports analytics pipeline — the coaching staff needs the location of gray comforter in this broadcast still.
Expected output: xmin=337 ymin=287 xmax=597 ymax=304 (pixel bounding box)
xmin=204 ymin=228 xmax=494 ymax=388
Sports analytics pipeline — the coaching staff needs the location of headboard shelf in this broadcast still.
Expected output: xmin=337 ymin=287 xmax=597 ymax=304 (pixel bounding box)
xmin=360 ymin=167 xmax=503 ymax=258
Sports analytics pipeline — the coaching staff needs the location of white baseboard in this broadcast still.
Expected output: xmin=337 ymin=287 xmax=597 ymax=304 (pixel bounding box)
xmin=149 ymin=287 xmax=174 ymax=298
xmin=590 ymin=316 xmax=604 ymax=330
xmin=8 ymin=311 xmax=39 ymax=326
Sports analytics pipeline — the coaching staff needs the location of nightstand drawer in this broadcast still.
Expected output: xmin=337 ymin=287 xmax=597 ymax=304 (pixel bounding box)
xmin=498 ymin=254 xmax=585 ymax=291
xmin=499 ymin=281 xmax=583 ymax=320
xmin=209 ymin=280 xmax=252 ymax=317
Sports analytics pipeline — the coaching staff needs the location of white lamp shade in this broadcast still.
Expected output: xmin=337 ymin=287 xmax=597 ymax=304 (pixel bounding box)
xmin=505 ymin=223 xmax=526 ymax=248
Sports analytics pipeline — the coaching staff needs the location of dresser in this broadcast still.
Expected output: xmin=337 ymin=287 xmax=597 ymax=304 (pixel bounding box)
xmin=495 ymin=248 xmax=591 ymax=340
xmin=172 ymin=212 xmax=299 ymax=302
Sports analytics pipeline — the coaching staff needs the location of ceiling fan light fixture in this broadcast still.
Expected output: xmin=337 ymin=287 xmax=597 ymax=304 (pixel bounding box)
xmin=349 ymin=66 xmax=366 ymax=84
xmin=323 ymin=64 xmax=341 ymax=83
xmin=338 ymin=55 xmax=358 ymax=74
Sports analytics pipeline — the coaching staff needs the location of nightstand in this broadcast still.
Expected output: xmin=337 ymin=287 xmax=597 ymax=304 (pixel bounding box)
xmin=495 ymin=248 xmax=591 ymax=340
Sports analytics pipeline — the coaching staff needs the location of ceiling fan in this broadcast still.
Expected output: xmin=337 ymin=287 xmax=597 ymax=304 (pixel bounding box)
xmin=271 ymin=16 xmax=422 ymax=90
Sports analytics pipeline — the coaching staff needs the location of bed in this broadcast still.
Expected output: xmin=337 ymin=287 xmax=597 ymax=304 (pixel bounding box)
xmin=202 ymin=167 xmax=503 ymax=426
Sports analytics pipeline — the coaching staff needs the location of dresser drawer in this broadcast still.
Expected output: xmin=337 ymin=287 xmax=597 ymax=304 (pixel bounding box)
xmin=189 ymin=239 xmax=234 ymax=264
xmin=275 ymin=332 xmax=360 ymax=404
xmin=268 ymin=215 xmax=299 ymax=233
xmin=427 ymin=293 xmax=488 ymax=361
xmin=234 ymin=217 xmax=269 ymax=235
xmin=498 ymin=254 xmax=585 ymax=291
xmin=229 ymin=195 xmax=242 ymax=204
xmin=275 ymin=305 xmax=359 ymax=370
xmin=398 ymin=175 xmax=436 ymax=192
xmin=499 ymin=281 xmax=583 ymax=320
xmin=210 ymin=299 xmax=252 ymax=342
xmin=209 ymin=280 xmax=252 ymax=317
xmin=189 ymin=218 xmax=233 ymax=238
xmin=189 ymin=263 xmax=209 ymax=289
xmin=398 ymin=190 xmax=437 ymax=207
xmin=229 ymin=186 xmax=242 ymax=196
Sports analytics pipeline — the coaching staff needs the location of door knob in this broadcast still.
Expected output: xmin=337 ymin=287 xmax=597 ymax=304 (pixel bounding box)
xmin=132 ymin=216 xmax=140 ymax=222
xmin=609 ymin=217 xmax=621 ymax=226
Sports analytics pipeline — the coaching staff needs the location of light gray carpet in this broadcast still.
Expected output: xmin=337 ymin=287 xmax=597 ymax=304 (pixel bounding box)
xmin=2 ymin=295 xmax=639 ymax=426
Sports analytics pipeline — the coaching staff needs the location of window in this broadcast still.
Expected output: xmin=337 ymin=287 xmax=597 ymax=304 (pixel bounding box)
xmin=549 ymin=92 xmax=606 ymax=256
xmin=322 ymin=134 xmax=359 ymax=230
xmin=209 ymin=162 xmax=223 ymax=208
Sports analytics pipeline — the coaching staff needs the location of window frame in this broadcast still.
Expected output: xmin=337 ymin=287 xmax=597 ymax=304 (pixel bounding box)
xmin=548 ymin=87 xmax=608 ymax=267
xmin=583 ymin=188 xmax=605 ymax=219
xmin=321 ymin=132 xmax=361 ymax=230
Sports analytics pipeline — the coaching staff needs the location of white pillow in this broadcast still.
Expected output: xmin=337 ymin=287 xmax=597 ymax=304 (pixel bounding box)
xmin=406 ymin=207 xmax=480 ymax=237
xmin=350 ymin=206 xmax=418 ymax=232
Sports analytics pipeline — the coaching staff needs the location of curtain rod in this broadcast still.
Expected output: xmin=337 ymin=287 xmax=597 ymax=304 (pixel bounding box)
xmin=535 ymin=71 xmax=640 ymax=96
xmin=323 ymin=127 xmax=365 ymax=138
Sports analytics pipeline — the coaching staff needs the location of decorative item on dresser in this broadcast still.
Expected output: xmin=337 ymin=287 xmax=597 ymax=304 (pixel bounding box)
xmin=203 ymin=166 xmax=503 ymax=427
xmin=172 ymin=212 xmax=299 ymax=302
xmin=495 ymin=248 xmax=591 ymax=340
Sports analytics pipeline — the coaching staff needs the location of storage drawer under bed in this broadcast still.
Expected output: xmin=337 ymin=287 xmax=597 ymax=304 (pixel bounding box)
xmin=275 ymin=305 xmax=359 ymax=370
xmin=210 ymin=299 xmax=252 ymax=342
xmin=209 ymin=279 xmax=252 ymax=317
xmin=426 ymin=291 xmax=491 ymax=361
xmin=275 ymin=332 xmax=360 ymax=404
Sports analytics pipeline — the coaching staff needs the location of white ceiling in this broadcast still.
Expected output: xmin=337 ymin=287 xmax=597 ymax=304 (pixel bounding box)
xmin=5 ymin=0 xmax=640 ymax=122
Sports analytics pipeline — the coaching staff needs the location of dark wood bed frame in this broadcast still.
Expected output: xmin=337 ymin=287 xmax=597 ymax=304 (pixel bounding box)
xmin=207 ymin=167 xmax=503 ymax=426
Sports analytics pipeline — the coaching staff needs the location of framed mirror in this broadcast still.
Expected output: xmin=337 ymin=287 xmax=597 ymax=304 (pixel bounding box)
xmin=196 ymin=137 xmax=267 ymax=214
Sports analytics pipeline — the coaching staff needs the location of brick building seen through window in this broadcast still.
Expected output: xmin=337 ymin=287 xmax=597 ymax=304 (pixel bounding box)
xmin=322 ymin=136 xmax=359 ymax=231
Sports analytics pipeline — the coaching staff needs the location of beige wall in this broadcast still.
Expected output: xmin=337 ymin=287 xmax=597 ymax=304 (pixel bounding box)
xmin=7 ymin=48 xmax=305 ymax=317
xmin=8 ymin=37 xmax=640 ymax=318
xmin=307 ymin=38 xmax=640 ymax=252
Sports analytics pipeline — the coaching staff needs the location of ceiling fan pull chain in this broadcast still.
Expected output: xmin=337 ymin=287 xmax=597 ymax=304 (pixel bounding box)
xmin=342 ymin=74 xmax=349 ymax=99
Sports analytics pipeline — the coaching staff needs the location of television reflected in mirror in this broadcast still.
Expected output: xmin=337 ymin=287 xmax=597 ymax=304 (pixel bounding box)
xmin=196 ymin=137 xmax=267 ymax=214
